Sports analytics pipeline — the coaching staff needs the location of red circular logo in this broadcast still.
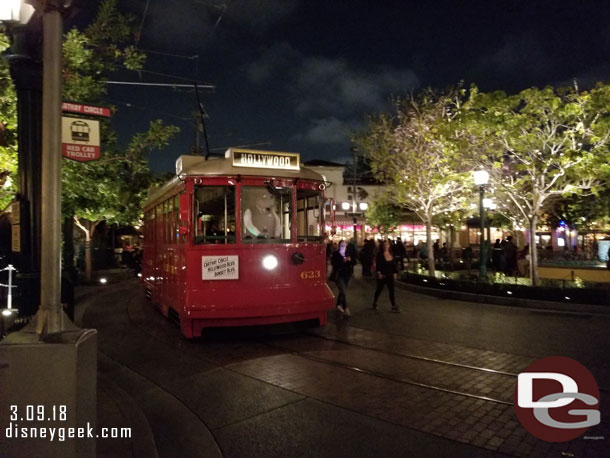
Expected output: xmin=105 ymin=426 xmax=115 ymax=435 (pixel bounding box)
xmin=514 ymin=356 xmax=600 ymax=442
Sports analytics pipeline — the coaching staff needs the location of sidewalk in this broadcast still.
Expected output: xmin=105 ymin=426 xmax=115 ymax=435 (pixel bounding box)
xmin=79 ymin=273 xmax=610 ymax=458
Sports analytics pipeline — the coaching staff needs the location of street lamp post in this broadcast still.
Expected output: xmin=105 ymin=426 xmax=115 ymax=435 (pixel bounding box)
xmin=473 ymin=170 xmax=489 ymax=280
xmin=1 ymin=4 xmax=97 ymax=458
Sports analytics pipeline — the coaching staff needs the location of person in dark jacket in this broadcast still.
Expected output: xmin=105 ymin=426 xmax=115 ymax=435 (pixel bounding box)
xmin=394 ymin=237 xmax=409 ymax=271
xmin=360 ymin=239 xmax=375 ymax=277
xmin=372 ymin=240 xmax=399 ymax=312
xmin=503 ymin=236 xmax=518 ymax=275
xmin=330 ymin=240 xmax=356 ymax=316
xmin=491 ymin=239 xmax=505 ymax=272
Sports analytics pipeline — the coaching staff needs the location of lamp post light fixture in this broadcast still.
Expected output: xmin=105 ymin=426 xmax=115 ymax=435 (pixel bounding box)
xmin=0 ymin=0 xmax=35 ymax=24
xmin=473 ymin=170 xmax=489 ymax=280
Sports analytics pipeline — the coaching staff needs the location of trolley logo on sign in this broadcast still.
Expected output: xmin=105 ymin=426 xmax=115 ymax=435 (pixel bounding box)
xmin=70 ymin=120 xmax=90 ymax=142
xmin=61 ymin=116 xmax=101 ymax=162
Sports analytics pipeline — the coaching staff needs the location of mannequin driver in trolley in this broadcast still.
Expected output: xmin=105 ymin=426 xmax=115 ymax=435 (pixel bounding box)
xmin=243 ymin=190 xmax=281 ymax=239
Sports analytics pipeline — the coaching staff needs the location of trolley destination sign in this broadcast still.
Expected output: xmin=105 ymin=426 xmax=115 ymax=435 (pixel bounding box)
xmin=61 ymin=101 xmax=112 ymax=117
xmin=231 ymin=148 xmax=300 ymax=171
xmin=202 ymin=255 xmax=239 ymax=280
xmin=61 ymin=116 xmax=101 ymax=162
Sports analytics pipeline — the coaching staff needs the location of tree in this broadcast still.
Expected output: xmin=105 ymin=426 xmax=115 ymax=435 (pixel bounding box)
xmin=63 ymin=120 xmax=178 ymax=280
xmin=0 ymin=29 xmax=17 ymax=209
xmin=60 ymin=0 xmax=178 ymax=281
xmin=462 ymin=84 xmax=610 ymax=285
xmin=355 ymin=89 xmax=473 ymax=276
xmin=365 ymin=199 xmax=402 ymax=235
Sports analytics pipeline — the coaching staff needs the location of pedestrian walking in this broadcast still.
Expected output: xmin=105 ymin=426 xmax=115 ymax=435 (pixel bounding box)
xmin=360 ymin=239 xmax=375 ymax=277
xmin=517 ymin=244 xmax=530 ymax=277
xmin=433 ymin=240 xmax=440 ymax=263
xmin=394 ymin=237 xmax=409 ymax=271
xmin=491 ymin=239 xmax=505 ymax=272
xmin=372 ymin=240 xmax=399 ymax=312
xmin=330 ymin=240 xmax=356 ymax=316
xmin=503 ymin=236 xmax=518 ymax=275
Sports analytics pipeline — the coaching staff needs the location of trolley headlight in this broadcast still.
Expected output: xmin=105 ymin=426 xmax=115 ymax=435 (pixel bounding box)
xmin=262 ymin=255 xmax=278 ymax=270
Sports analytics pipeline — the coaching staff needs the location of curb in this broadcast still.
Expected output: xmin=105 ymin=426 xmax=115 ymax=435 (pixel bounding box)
xmin=392 ymin=279 xmax=610 ymax=316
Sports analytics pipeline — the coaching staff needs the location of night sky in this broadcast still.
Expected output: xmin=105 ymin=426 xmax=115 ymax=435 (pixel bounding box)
xmin=71 ymin=0 xmax=610 ymax=173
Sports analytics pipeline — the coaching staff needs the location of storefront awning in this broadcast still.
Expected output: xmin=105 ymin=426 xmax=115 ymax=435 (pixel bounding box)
xmin=332 ymin=216 xmax=366 ymax=226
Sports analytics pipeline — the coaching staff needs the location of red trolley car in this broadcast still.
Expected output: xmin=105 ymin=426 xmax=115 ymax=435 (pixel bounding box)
xmin=142 ymin=148 xmax=334 ymax=338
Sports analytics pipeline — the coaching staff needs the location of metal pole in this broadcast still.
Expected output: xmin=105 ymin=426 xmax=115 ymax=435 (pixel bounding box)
xmin=352 ymin=151 xmax=357 ymax=244
xmin=479 ymin=186 xmax=487 ymax=279
xmin=38 ymin=7 xmax=65 ymax=334
xmin=7 ymin=265 xmax=14 ymax=310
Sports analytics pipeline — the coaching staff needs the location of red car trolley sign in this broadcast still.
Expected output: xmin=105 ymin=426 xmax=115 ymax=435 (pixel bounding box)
xmin=61 ymin=116 xmax=101 ymax=162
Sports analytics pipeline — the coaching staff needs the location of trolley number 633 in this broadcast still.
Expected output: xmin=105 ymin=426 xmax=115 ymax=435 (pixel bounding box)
xmin=300 ymin=270 xmax=321 ymax=279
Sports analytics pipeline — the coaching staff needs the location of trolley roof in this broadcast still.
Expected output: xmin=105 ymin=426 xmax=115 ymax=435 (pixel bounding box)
xmin=145 ymin=148 xmax=325 ymax=207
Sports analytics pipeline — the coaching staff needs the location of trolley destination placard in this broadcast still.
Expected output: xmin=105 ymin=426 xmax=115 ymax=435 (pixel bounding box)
xmin=61 ymin=101 xmax=112 ymax=117
xmin=231 ymin=149 xmax=300 ymax=171
xmin=202 ymin=255 xmax=239 ymax=280
xmin=61 ymin=116 xmax=101 ymax=161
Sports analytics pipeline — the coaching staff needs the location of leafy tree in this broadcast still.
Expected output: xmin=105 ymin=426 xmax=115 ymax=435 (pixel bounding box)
xmin=365 ymin=199 xmax=402 ymax=235
xmin=0 ymin=29 xmax=17 ymax=209
xmin=64 ymin=120 xmax=178 ymax=280
xmin=60 ymin=0 xmax=179 ymax=281
xmin=355 ymin=89 xmax=472 ymax=276
xmin=461 ymin=84 xmax=610 ymax=284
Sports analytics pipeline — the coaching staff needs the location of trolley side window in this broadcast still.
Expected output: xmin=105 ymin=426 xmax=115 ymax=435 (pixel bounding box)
xmin=194 ymin=186 xmax=236 ymax=244
xmin=296 ymin=189 xmax=323 ymax=242
xmin=242 ymin=185 xmax=292 ymax=243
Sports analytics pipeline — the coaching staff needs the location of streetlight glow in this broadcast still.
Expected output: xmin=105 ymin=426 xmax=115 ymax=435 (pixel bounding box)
xmin=473 ymin=170 xmax=489 ymax=186
xmin=483 ymin=198 xmax=494 ymax=209
xmin=0 ymin=0 xmax=35 ymax=24
xmin=341 ymin=202 xmax=351 ymax=210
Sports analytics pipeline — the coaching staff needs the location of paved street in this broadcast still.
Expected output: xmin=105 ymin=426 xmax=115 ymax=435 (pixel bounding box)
xmin=78 ymin=274 xmax=610 ymax=458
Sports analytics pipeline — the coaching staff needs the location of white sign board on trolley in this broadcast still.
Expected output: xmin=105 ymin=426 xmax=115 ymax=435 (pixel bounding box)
xmin=202 ymin=255 xmax=239 ymax=280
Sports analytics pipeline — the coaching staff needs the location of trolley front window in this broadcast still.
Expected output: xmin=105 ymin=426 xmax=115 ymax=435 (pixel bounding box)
xmin=297 ymin=189 xmax=323 ymax=242
xmin=194 ymin=186 xmax=236 ymax=244
xmin=242 ymin=185 xmax=292 ymax=243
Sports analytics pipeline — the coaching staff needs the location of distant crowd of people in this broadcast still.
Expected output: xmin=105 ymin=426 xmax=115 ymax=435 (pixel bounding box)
xmin=327 ymin=238 xmax=411 ymax=316
xmin=490 ymin=235 xmax=531 ymax=276
xmin=326 ymin=235 xmax=539 ymax=316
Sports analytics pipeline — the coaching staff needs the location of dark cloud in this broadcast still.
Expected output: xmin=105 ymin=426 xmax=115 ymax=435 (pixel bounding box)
xmin=139 ymin=0 xmax=214 ymax=52
xmin=472 ymin=31 xmax=557 ymax=90
xmin=247 ymin=44 xmax=418 ymax=145
xmin=294 ymin=117 xmax=355 ymax=145
xmin=223 ymin=0 xmax=301 ymax=32
xmin=246 ymin=43 xmax=302 ymax=83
